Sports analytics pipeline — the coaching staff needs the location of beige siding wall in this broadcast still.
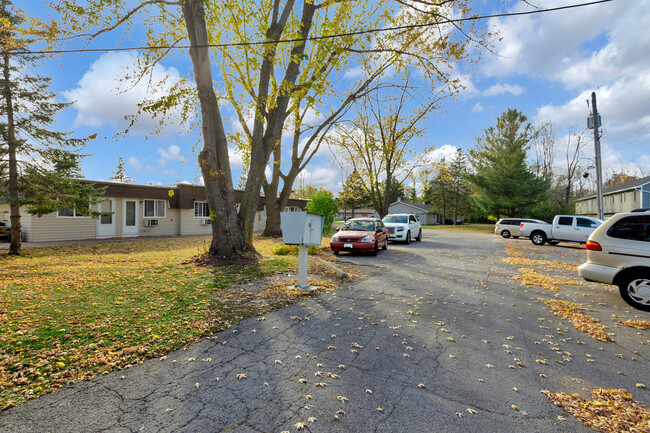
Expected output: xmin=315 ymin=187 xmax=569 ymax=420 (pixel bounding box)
xmin=179 ymin=208 xmax=266 ymax=235
xmin=139 ymin=208 xmax=180 ymax=237
xmin=179 ymin=208 xmax=212 ymax=236
xmin=576 ymin=190 xmax=642 ymax=217
xmin=253 ymin=212 xmax=266 ymax=232
xmin=31 ymin=211 xmax=96 ymax=242
xmin=22 ymin=210 xmax=33 ymax=241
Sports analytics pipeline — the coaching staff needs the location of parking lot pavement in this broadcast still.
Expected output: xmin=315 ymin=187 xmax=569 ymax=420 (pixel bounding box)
xmin=2 ymin=231 xmax=647 ymax=432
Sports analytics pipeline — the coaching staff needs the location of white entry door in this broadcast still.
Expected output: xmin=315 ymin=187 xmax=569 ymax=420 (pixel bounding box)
xmin=97 ymin=198 xmax=116 ymax=238
xmin=122 ymin=199 xmax=138 ymax=237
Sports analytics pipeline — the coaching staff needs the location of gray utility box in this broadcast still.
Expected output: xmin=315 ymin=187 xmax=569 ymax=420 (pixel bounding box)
xmin=280 ymin=211 xmax=324 ymax=246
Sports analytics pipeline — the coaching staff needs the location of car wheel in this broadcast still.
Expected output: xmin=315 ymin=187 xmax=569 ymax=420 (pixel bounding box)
xmin=618 ymin=272 xmax=650 ymax=311
xmin=501 ymin=230 xmax=511 ymax=238
xmin=373 ymin=241 xmax=379 ymax=256
xmin=405 ymin=231 xmax=411 ymax=245
xmin=530 ymin=231 xmax=547 ymax=245
xmin=333 ymin=250 xmax=339 ymax=255
xmin=382 ymin=239 xmax=388 ymax=250
xmin=416 ymin=229 xmax=422 ymax=241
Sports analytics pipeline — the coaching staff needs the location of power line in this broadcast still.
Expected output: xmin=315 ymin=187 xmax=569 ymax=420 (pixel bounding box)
xmin=5 ymin=0 xmax=614 ymax=56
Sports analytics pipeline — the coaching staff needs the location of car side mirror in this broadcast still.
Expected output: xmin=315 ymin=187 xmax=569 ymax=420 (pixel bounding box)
xmin=336 ymin=227 xmax=340 ymax=231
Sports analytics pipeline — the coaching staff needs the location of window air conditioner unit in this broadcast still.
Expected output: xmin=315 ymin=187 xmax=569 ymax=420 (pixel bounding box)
xmin=201 ymin=219 xmax=211 ymax=225
xmin=145 ymin=219 xmax=159 ymax=227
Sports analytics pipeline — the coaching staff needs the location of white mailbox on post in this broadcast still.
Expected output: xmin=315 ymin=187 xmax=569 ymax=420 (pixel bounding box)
xmin=280 ymin=211 xmax=324 ymax=290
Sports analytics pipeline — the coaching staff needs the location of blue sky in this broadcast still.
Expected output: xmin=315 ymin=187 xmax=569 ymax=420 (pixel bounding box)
xmin=21 ymin=0 xmax=650 ymax=192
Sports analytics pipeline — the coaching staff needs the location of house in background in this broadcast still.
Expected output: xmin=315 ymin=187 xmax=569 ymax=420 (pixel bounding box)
xmin=387 ymin=198 xmax=439 ymax=225
xmin=0 ymin=181 xmax=308 ymax=243
xmin=575 ymin=176 xmax=650 ymax=218
xmin=336 ymin=199 xmax=440 ymax=224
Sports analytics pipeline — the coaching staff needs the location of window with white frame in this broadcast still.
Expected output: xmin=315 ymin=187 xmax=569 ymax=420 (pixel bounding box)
xmin=57 ymin=201 xmax=90 ymax=218
xmin=194 ymin=201 xmax=210 ymax=218
xmin=144 ymin=200 xmax=166 ymax=218
xmin=57 ymin=207 xmax=88 ymax=218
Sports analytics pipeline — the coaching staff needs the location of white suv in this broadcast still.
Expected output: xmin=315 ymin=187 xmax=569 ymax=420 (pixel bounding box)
xmin=578 ymin=209 xmax=650 ymax=311
xmin=382 ymin=214 xmax=422 ymax=244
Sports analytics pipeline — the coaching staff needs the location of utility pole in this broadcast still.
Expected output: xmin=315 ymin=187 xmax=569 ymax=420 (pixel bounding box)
xmin=590 ymin=92 xmax=604 ymax=220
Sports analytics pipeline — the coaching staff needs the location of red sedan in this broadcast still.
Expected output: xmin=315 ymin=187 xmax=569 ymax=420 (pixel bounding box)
xmin=330 ymin=218 xmax=388 ymax=256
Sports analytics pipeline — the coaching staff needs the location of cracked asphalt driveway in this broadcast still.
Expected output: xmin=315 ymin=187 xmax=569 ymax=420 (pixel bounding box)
xmin=2 ymin=230 xmax=648 ymax=432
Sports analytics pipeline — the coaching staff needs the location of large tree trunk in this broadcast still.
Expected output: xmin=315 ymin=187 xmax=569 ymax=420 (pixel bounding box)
xmin=2 ymin=50 xmax=21 ymax=256
xmin=262 ymin=178 xmax=282 ymax=238
xmin=237 ymin=1 xmax=315 ymax=246
xmin=183 ymin=0 xmax=249 ymax=256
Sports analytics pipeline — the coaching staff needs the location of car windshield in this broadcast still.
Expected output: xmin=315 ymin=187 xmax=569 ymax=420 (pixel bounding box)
xmin=341 ymin=220 xmax=375 ymax=231
xmin=383 ymin=215 xmax=408 ymax=224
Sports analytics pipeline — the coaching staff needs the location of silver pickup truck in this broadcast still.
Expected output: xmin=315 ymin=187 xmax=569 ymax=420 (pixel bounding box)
xmin=520 ymin=215 xmax=603 ymax=246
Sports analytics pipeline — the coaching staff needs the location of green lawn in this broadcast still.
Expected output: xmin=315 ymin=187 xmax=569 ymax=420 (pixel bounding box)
xmin=0 ymin=235 xmax=323 ymax=409
xmin=422 ymin=223 xmax=495 ymax=235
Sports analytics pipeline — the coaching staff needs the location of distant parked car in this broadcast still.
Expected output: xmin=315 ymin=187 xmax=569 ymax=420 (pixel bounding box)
xmin=330 ymin=218 xmax=388 ymax=256
xmin=0 ymin=223 xmax=10 ymax=242
xmin=494 ymin=218 xmax=546 ymax=239
xmin=382 ymin=213 xmax=422 ymax=244
xmin=520 ymin=215 xmax=603 ymax=246
xmin=578 ymin=209 xmax=650 ymax=311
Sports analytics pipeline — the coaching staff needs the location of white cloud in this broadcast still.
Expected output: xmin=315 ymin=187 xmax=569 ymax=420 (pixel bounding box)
xmin=229 ymin=147 xmax=245 ymax=169
xmin=157 ymin=145 xmax=184 ymax=162
xmin=422 ymin=144 xmax=458 ymax=165
xmin=471 ymin=102 xmax=484 ymax=113
xmin=483 ymin=83 xmax=524 ymax=97
xmin=455 ymin=73 xmax=480 ymax=99
xmin=295 ymin=166 xmax=340 ymax=192
xmin=127 ymin=156 xmax=143 ymax=172
xmin=63 ymin=51 xmax=189 ymax=136
xmin=483 ymin=0 xmax=627 ymax=79
xmin=534 ymin=73 xmax=650 ymax=138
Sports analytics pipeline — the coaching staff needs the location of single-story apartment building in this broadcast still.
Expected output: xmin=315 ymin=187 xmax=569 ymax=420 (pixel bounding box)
xmin=0 ymin=181 xmax=309 ymax=243
xmin=575 ymin=176 xmax=650 ymax=218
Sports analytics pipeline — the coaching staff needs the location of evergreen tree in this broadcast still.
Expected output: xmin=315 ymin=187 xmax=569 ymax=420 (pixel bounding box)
xmin=408 ymin=185 xmax=418 ymax=203
xmin=0 ymin=1 xmax=104 ymax=255
xmin=425 ymin=158 xmax=453 ymax=223
xmin=448 ymin=149 xmax=471 ymax=224
xmin=338 ymin=171 xmax=371 ymax=219
xmin=467 ymin=109 xmax=548 ymax=218
xmin=109 ymin=157 xmax=134 ymax=183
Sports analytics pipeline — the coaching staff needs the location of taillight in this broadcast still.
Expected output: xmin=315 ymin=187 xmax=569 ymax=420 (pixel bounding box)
xmin=520 ymin=223 xmax=524 ymax=228
xmin=586 ymin=241 xmax=602 ymax=251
